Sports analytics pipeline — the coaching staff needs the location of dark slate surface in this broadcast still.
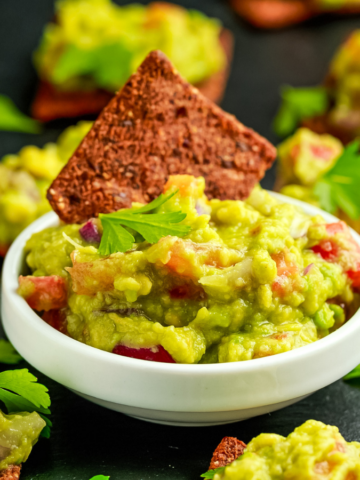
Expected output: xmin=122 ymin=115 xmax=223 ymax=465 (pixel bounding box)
xmin=1 ymin=1 xmax=360 ymax=478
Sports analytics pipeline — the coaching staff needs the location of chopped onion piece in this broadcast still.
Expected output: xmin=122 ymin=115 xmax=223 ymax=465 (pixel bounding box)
xmin=79 ymin=220 xmax=101 ymax=243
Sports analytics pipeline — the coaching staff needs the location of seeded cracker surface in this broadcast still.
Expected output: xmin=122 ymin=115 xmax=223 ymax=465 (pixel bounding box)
xmin=47 ymin=50 xmax=276 ymax=224
xmin=209 ymin=437 xmax=247 ymax=470
xmin=0 ymin=465 xmax=21 ymax=480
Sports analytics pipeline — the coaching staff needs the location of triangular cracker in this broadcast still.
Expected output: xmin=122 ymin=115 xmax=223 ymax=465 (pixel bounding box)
xmin=47 ymin=50 xmax=276 ymax=224
xmin=209 ymin=436 xmax=247 ymax=470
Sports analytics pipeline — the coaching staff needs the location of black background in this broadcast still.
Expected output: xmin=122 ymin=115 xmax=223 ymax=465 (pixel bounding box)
xmin=1 ymin=1 xmax=360 ymax=479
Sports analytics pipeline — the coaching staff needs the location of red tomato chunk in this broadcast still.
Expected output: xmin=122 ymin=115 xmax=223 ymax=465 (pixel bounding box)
xmin=112 ymin=345 xmax=176 ymax=363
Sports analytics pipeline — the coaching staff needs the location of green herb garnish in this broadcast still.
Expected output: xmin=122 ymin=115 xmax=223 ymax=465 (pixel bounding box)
xmin=0 ymin=369 xmax=51 ymax=438
xmin=314 ymin=140 xmax=360 ymax=220
xmin=273 ymin=86 xmax=329 ymax=138
xmin=52 ymin=43 xmax=133 ymax=92
xmin=0 ymin=95 xmax=41 ymax=134
xmin=89 ymin=476 xmax=110 ymax=480
xmin=99 ymin=190 xmax=191 ymax=256
xmin=0 ymin=340 xmax=22 ymax=365
xmin=201 ymin=467 xmax=225 ymax=479
xmin=344 ymin=364 xmax=360 ymax=381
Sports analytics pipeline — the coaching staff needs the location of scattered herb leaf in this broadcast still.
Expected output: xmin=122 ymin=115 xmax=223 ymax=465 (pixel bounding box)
xmin=89 ymin=476 xmax=110 ymax=480
xmin=0 ymin=369 xmax=51 ymax=437
xmin=99 ymin=190 xmax=191 ymax=255
xmin=314 ymin=140 xmax=360 ymax=220
xmin=344 ymin=364 xmax=360 ymax=381
xmin=0 ymin=340 xmax=22 ymax=364
xmin=0 ymin=95 xmax=41 ymax=134
xmin=273 ymin=86 xmax=329 ymax=137
xmin=201 ymin=467 xmax=226 ymax=479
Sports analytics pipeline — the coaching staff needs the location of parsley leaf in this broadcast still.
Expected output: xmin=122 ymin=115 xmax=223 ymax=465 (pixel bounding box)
xmin=314 ymin=140 xmax=360 ymax=220
xmin=0 ymin=340 xmax=22 ymax=365
xmin=0 ymin=369 xmax=51 ymax=438
xmin=0 ymin=95 xmax=41 ymax=134
xmin=201 ymin=467 xmax=226 ymax=479
xmin=99 ymin=190 xmax=191 ymax=255
xmin=344 ymin=364 xmax=360 ymax=381
xmin=89 ymin=476 xmax=110 ymax=480
xmin=273 ymin=86 xmax=329 ymax=137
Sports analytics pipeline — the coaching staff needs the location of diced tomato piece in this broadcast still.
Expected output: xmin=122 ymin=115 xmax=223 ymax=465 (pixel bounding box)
xmin=312 ymin=222 xmax=360 ymax=290
xmin=18 ymin=275 xmax=67 ymax=312
xmin=166 ymin=243 xmax=195 ymax=278
xmin=112 ymin=345 xmax=176 ymax=363
xmin=346 ymin=269 xmax=360 ymax=289
xmin=312 ymin=240 xmax=339 ymax=261
xmin=42 ymin=309 xmax=67 ymax=334
xmin=310 ymin=144 xmax=334 ymax=161
xmin=325 ymin=222 xmax=347 ymax=236
xmin=163 ymin=175 xmax=200 ymax=198
xmin=272 ymin=252 xmax=298 ymax=277
xmin=271 ymin=252 xmax=298 ymax=297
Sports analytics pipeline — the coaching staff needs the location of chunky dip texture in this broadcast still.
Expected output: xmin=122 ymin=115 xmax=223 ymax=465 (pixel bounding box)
xmin=209 ymin=420 xmax=360 ymax=480
xmin=0 ymin=411 xmax=45 ymax=471
xmin=34 ymin=0 xmax=226 ymax=92
xmin=19 ymin=175 xmax=360 ymax=364
xmin=0 ymin=121 xmax=91 ymax=255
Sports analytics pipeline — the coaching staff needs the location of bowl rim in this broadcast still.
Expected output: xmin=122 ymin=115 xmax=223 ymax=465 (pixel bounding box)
xmin=3 ymin=191 xmax=360 ymax=377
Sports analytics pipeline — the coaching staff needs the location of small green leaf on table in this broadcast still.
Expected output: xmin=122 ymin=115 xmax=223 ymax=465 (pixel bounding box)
xmin=0 ymin=95 xmax=41 ymax=133
xmin=0 ymin=340 xmax=22 ymax=364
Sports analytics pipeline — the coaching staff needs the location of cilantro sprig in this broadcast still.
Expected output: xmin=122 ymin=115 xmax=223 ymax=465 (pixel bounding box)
xmin=0 ymin=95 xmax=41 ymax=134
xmin=0 ymin=369 xmax=51 ymax=438
xmin=99 ymin=190 xmax=191 ymax=255
xmin=201 ymin=467 xmax=225 ymax=479
xmin=0 ymin=340 xmax=22 ymax=365
xmin=273 ymin=86 xmax=329 ymax=138
xmin=314 ymin=140 xmax=360 ymax=220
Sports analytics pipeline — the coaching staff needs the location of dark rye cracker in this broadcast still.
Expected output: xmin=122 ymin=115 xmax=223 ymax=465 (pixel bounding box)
xmin=0 ymin=465 xmax=21 ymax=480
xmin=209 ymin=437 xmax=246 ymax=470
xmin=47 ymin=50 xmax=276 ymax=224
xmin=31 ymin=29 xmax=233 ymax=122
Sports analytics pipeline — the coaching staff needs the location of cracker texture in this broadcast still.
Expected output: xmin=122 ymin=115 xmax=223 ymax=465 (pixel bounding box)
xmin=48 ymin=50 xmax=276 ymax=224
xmin=0 ymin=465 xmax=21 ymax=480
xmin=209 ymin=437 xmax=246 ymax=470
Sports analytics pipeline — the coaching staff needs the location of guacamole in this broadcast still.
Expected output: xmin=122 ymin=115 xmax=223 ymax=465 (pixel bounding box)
xmin=34 ymin=0 xmax=226 ymax=92
xmin=211 ymin=420 xmax=360 ymax=480
xmin=276 ymin=128 xmax=360 ymax=233
xmin=0 ymin=410 xmax=45 ymax=471
xmin=19 ymin=175 xmax=360 ymax=364
xmin=0 ymin=121 xmax=91 ymax=254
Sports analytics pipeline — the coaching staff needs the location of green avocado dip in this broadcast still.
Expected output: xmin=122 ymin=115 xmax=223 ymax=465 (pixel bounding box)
xmin=0 ymin=121 xmax=91 ymax=255
xmin=207 ymin=420 xmax=360 ymax=480
xmin=18 ymin=175 xmax=360 ymax=364
xmin=34 ymin=0 xmax=226 ymax=92
xmin=0 ymin=410 xmax=45 ymax=471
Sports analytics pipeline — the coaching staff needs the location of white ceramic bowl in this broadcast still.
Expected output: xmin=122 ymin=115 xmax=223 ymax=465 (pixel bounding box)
xmin=3 ymin=193 xmax=360 ymax=427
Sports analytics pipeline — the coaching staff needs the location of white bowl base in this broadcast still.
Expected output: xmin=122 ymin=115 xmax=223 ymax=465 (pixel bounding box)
xmin=71 ymin=389 xmax=311 ymax=427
